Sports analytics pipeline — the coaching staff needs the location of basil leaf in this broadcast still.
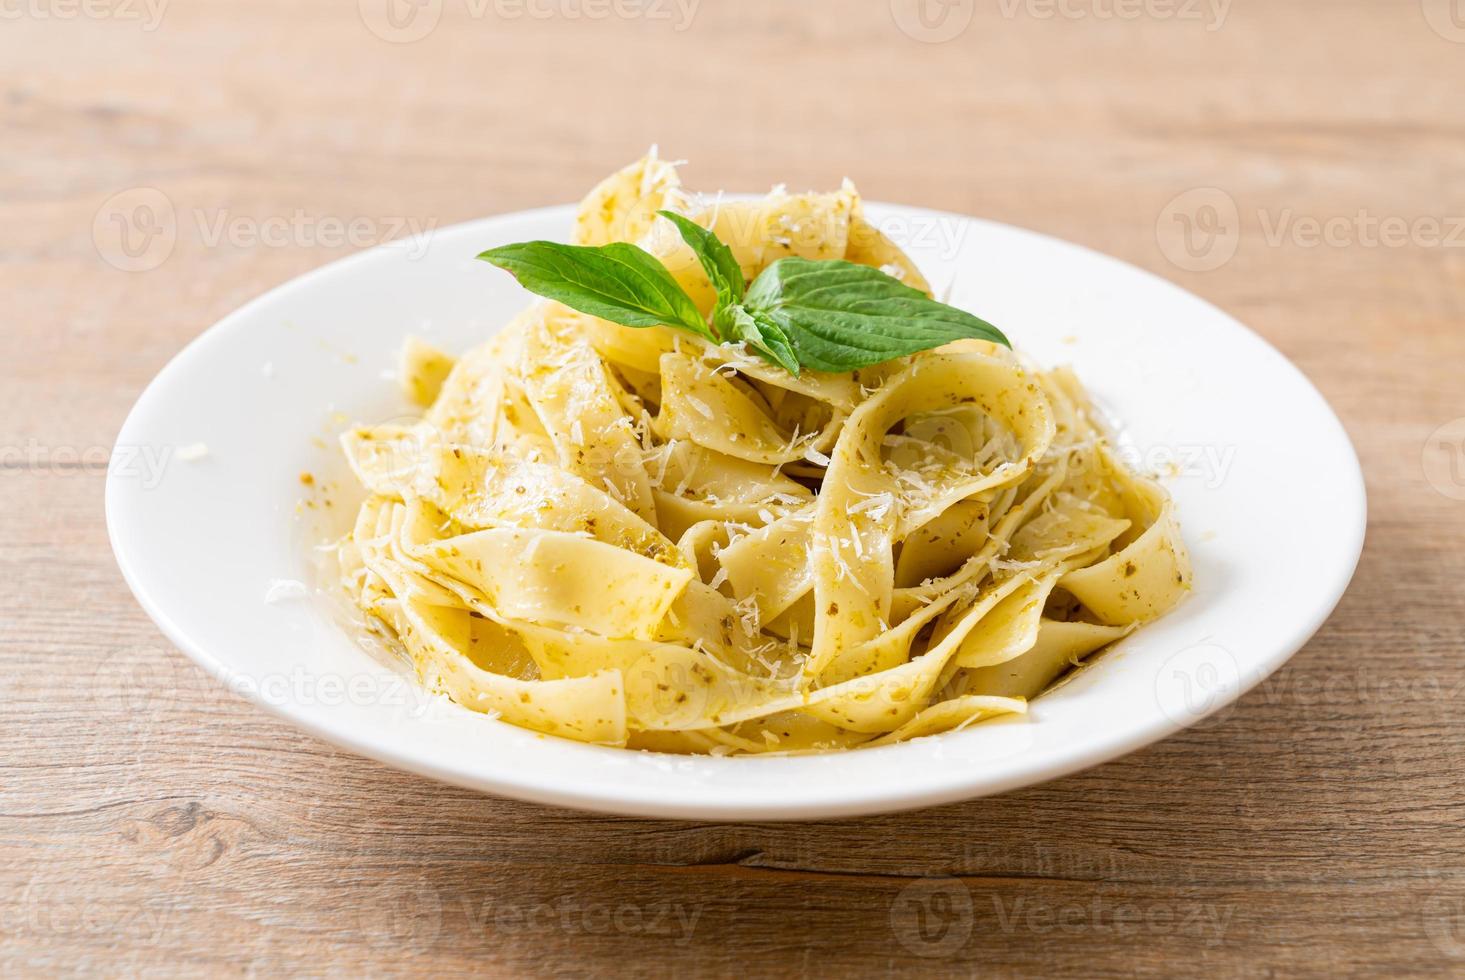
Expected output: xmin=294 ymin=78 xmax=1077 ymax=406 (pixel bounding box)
xmin=478 ymin=240 xmax=714 ymax=341
xmin=744 ymin=257 xmax=1010 ymax=372
xmin=657 ymin=210 xmax=745 ymax=305
xmin=719 ymin=304 xmax=801 ymax=376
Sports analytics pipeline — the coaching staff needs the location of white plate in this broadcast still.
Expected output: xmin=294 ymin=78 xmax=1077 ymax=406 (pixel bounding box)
xmin=107 ymin=202 xmax=1365 ymax=820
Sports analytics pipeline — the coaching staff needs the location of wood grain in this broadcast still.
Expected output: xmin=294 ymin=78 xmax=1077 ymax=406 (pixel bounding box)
xmin=3 ymin=1 xmax=1464 ymax=975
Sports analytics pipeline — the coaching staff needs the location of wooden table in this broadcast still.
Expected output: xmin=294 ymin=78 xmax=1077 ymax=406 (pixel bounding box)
xmin=4 ymin=1 xmax=1463 ymax=975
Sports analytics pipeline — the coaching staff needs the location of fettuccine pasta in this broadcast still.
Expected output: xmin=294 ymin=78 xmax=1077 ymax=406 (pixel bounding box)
xmin=332 ymin=153 xmax=1191 ymax=754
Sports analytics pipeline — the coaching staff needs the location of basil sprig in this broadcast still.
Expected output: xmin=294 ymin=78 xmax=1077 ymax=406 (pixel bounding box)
xmin=477 ymin=211 xmax=1008 ymax=376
